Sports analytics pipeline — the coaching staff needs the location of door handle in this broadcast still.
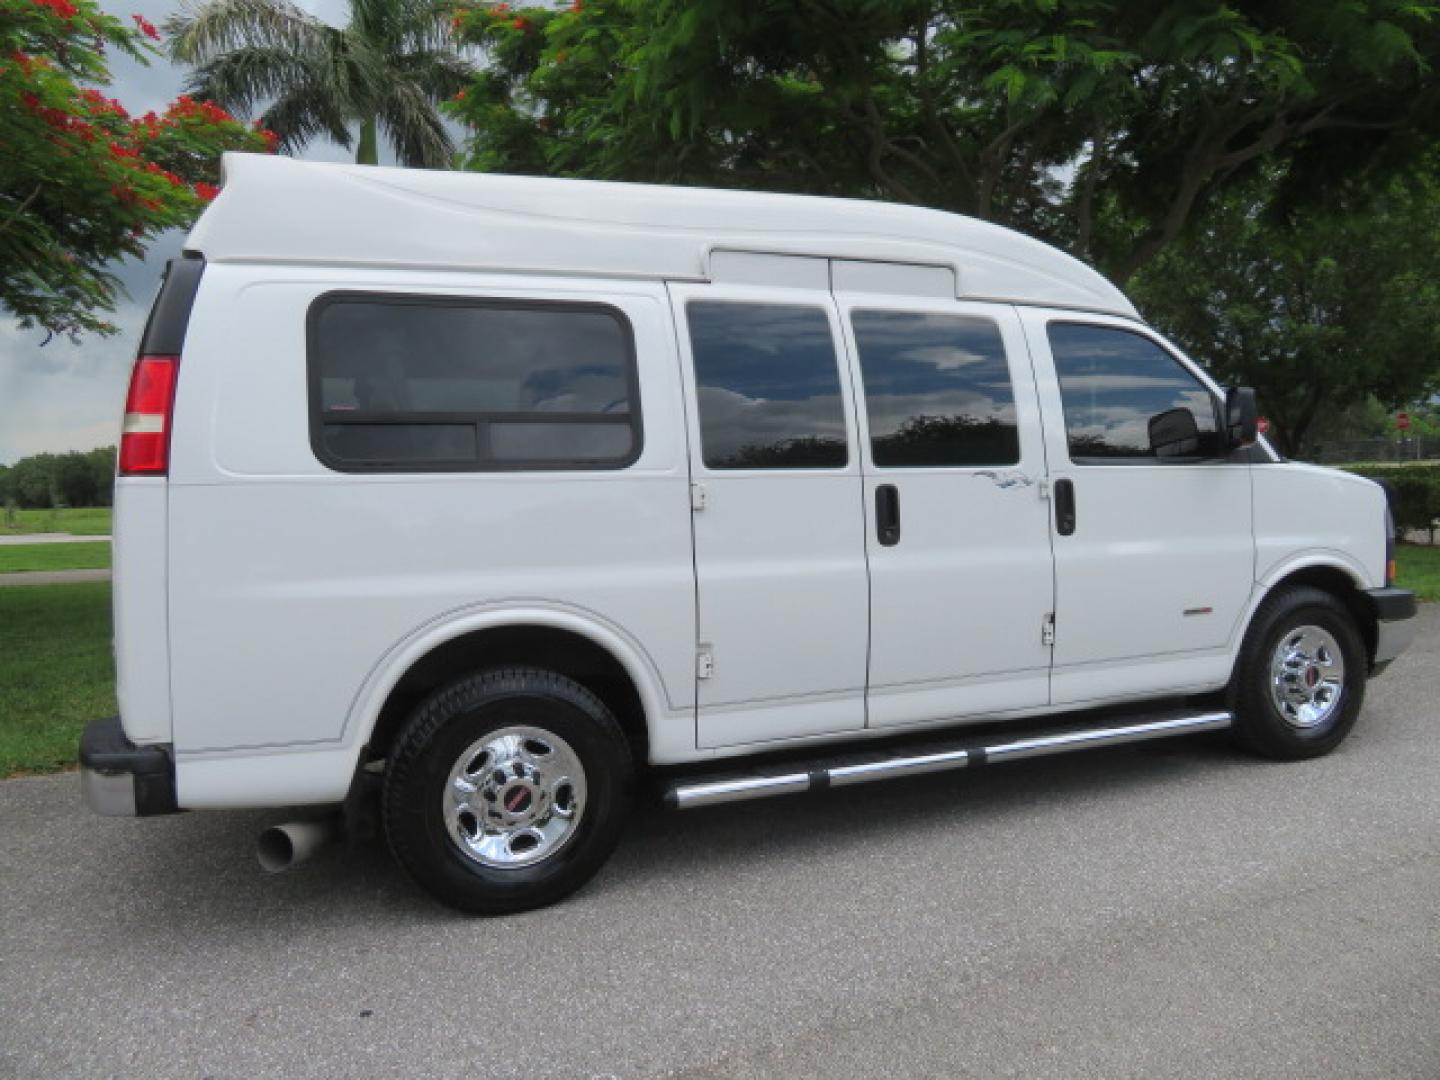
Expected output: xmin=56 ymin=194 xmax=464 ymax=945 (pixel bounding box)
xmin=876 ymin=484 xmax=901 ymax=546
xmin=1054 ymin=478 xmax=1076 ymax=536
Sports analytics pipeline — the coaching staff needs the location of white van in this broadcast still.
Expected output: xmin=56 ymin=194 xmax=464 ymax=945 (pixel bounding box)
xmin=81 ymin=154 xmax=1417 ymax=913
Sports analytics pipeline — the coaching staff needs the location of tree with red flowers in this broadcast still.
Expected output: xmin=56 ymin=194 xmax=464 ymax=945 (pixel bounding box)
xmin=1 ymin=0 xmax=273 ymax=338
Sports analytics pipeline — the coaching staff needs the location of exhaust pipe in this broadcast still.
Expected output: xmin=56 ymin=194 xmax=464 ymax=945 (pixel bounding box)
xmin=256 ymin=816 xmax=341 ymax=873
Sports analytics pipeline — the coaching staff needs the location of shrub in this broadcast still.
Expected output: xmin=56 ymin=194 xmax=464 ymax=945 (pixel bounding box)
xmin=1343 ymin=464 xmax=1440 ymax=543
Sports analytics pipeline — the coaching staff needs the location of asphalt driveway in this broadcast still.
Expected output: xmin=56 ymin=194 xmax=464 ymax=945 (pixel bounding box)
xmin=2 ymin=609 xmax=1437 ymax=1079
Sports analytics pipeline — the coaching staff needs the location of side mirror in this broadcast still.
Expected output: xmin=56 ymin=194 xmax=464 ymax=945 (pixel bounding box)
xmin=1149 ymin=407 xmax=1201 ymax=457
xmin=1226 ymin=386 xmax=1258 ymax=448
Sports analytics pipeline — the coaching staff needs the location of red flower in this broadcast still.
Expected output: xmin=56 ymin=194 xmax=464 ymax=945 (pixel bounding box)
xmin=453 ymin=89 xmax=466 ymax=101
xmin=131 ymin=13 xmax=160 ymax=41
xmin=451 ymin=13 xmax=462 ymax=29
xmin=108 ymin=141 xmax=140 ymax=160
xmin=512 ymin=15 xmax=529 ymax=30
xmin=33 ymin=0 xmax=79 ymax=19
xmin=10 ymin=50 xmax=33 ymax=74
xmin=490 ymin=2 xmax=509 ymax=13
xmin=194 ymin=182 xmax=221 ymax=201
xmin=569 ymin=0 xmax=581 ymax=11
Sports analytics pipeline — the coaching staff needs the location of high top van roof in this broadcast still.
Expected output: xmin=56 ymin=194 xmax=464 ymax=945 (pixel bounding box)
xmin=188 ymin=153 xmax=1138 ymax=318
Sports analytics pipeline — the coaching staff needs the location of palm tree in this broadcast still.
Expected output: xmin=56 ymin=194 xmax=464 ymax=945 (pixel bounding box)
xmin=165 ymin=0 xmax=473 ymax=167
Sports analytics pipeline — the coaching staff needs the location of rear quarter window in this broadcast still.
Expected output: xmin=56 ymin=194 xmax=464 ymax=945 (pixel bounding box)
xmin=307 ymin=293 xmax=642 ymax=472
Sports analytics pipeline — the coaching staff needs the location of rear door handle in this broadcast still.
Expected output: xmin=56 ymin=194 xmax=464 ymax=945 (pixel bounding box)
xmin=1054 ymin=478 xmax=1076 ymax=536
xmin=876 ymin=484 xmax=901 ymax=546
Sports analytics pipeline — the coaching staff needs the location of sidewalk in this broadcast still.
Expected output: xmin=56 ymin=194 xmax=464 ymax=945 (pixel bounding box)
xmin=0 ymin=569 xmax=111 ymax=587
xmin=0 ymin=534 xmax=111 ymax=545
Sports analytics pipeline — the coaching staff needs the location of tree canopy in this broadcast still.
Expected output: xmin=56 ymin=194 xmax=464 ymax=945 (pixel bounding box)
xmin=0 ymin=446 xmax=115 ymax=508
xmin=449 ymin=0 xmax=1440 ymax=283
xmin=166 ymin=0 xmax=474 ymax=166
xmin=1130 ymin=165 xmax=1440 ymax=457
xmin=1 ymin=0 xmax=271 ymax=338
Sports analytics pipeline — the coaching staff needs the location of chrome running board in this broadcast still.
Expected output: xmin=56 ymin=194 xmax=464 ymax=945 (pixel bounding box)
xmin=663 ymin=709 xmax=1232 ymax=811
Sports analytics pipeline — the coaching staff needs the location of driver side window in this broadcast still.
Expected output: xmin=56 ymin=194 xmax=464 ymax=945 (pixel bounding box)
xmin=1048 ymin=322 xmax=1222 ymax=463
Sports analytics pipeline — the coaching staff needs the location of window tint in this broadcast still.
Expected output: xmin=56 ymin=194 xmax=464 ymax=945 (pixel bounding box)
xmin=309 ymin=295 xmax=639 ymax=470
xmin=1048 ymin=323 xmax=1221 ymax=462
xmin=851 ymin=310 xmax=1020 ymax=467
xmin=687 ymin=301 xmax=848 ymax=469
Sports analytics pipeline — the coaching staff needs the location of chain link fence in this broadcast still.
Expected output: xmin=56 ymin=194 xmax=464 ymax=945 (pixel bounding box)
xmin=1308 ymin=437 xmax=1440 ymax=465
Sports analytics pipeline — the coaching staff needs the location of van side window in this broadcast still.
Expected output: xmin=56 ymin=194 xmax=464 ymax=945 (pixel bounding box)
xmin=850 ymin=310 xmax=1020 ymax=467
xmin=308 ymin=294 xmax=640 ymax=471
xmin=1048 ymin=323 xmax=1222 ymax=463
xmin=687 ymin=301 xmax=848 ymax=469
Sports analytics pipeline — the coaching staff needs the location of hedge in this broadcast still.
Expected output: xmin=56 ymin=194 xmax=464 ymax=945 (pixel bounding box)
xmin=1342 ymin=463 xmax=1440 ymax=541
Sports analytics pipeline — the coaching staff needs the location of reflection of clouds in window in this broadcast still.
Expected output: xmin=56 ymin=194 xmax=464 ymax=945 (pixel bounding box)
xmin=695 ymin=386 xmax=847 ymax=462
xmin=688 ymin=302 xmax=848 ymax=469
xmin=903 ymin=346 xmax=993 ymax=371
xmin=1056 ymin=374 xmax=1195 ymax=392
xmin=863 ymin=389 xmax=1015 ymax=432
xmin=1049 ymin=323 xmax=1218 ymax=459
xmin=852 ymin=310 xmax=1019 ymax=466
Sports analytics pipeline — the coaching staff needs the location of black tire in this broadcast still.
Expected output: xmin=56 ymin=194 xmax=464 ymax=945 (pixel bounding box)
xmin=383 ymin=667 xmax=633 ymax=915
xmin=1229 ymin=586 xmax=1367 ymax=760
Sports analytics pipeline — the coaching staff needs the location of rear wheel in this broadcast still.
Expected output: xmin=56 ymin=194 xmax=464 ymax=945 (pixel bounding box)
xmin=1229 ymin=586 xmax=1366 ymax=760
xmin=383 ymin=668 xmax=633 ymax=914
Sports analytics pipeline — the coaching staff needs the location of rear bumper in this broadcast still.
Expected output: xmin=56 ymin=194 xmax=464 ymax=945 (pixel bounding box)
xmin=1364 ymin=587 xmax=1418 ymax=675
xmin=78 ymin=716 xmax=179 ymax=817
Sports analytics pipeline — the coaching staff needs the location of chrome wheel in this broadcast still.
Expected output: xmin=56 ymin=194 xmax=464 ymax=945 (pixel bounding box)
xmin=1269 ymin=625 xmax=1346 ymax=730
xmin=443 ymin=726 xmax=587 ymax=869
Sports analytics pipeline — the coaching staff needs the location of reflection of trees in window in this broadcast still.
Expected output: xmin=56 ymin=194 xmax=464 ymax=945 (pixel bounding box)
xmin=1066 ymin=433 xmax=1144 ymax=459
xmin=852 ymin=310 xmax=1020 ymax=468
xmin=716 ymin=436 xmax=849 ymax=469
xmin=872 ymin=415 xmax=1019 ymax=467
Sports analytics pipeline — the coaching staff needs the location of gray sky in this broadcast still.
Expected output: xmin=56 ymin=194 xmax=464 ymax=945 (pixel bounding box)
xmin=0 ymin=0 xmax=376 ymax=464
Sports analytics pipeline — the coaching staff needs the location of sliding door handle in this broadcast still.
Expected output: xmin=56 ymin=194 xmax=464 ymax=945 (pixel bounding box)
xmin=1054 ymin=478 xmax=1076 ymax=536
xmin=876 ymin=484 xmax=901 ymax=546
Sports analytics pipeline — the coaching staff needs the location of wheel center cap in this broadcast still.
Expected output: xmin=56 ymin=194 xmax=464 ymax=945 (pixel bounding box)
xmin=504 ymin=785 xmax=533 ymax=815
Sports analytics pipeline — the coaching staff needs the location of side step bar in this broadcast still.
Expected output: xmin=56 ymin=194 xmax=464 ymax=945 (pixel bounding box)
xmin=664 ymin=709 xmax=1232 ymax=811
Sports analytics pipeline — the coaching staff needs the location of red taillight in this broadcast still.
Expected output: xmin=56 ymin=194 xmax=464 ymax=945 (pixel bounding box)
xmin=118 ymin=354 xmax=179 ymax=476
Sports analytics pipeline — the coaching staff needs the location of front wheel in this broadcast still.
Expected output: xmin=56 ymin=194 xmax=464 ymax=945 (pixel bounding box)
xmin=383 ymin=668 xmax=633 ymax=914
xmin=1229 ymin=586 xmax=1367 ymax=760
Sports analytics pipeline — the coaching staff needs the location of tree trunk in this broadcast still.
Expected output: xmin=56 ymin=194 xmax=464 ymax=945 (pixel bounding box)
xmin=356 ymin=116 xmax=378 ymax=166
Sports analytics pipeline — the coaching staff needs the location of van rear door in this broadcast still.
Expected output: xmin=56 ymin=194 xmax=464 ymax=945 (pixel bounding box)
xmin=112 ymin=253 xmax=204 ymax=746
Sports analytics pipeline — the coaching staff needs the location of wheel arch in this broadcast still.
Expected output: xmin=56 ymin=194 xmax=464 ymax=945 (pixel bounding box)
xmin=347 ymin=606 xmax=674 ymax=769
xmin=1243 ymin=556 xmax=1378 ymax=666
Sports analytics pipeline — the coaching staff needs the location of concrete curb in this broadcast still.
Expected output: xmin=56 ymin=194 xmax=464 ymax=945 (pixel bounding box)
xmin=0 ymin=569 xmax=112 ymax=587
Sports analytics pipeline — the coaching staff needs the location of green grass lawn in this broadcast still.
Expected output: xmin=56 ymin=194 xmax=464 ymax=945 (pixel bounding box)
xmin=0 ymin=583 xmax=115 ymax=776
xmin=0 ymin=541 xmax=111 ymax=574
xmin=1395 ymin=543 xmax=1440 ymax=602
xmin=0 ymin=506 xmax=112 ymax=536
